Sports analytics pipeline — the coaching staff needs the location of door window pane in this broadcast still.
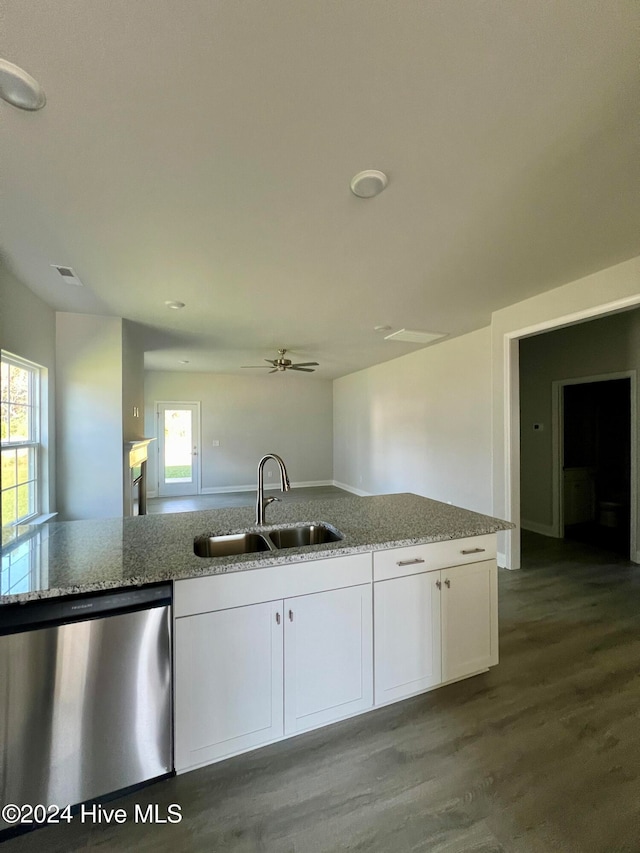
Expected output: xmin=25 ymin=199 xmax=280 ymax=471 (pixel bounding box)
xmin=163 ymin=409 xmax=193 ymax=483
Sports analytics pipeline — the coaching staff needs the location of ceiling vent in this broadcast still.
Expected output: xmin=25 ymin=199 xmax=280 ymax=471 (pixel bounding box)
xmin=384 ymin=328 xmax=447 ymax=344
xmin=51 ymin=265 xmax=84 ymax=286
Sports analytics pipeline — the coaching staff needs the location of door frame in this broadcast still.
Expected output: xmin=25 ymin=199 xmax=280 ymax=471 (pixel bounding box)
xmin=501 ymin=291 xmax=640 ymax=569
xmin=551 ymin=371 xmax=636 ymax=554
xmin=155 ymin=401 xmax=202 ymax=496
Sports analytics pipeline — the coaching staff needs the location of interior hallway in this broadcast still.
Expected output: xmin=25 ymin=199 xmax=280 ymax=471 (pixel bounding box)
xmin=4 ymin=531 xmax=640 ymax=852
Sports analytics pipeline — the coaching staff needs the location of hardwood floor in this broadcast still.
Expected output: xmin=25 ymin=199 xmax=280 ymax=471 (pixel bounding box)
xmin=4 ymin=532 xmax=640 ymax=852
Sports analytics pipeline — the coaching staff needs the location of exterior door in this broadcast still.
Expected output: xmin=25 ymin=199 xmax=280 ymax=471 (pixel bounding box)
xmin=156 ymin=402 xmax=200 ymax=496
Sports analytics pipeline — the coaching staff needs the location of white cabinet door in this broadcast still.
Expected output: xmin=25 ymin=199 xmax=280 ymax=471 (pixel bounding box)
xmin=284 ymin=584 xmax=373 ymax=735
xmin=174 ymin=600 xmax=283 ymax=771
xmin=441 ymin=559 xmax=498 ymax=682
xmin=374 ymin=571 xmax=442 ymax=706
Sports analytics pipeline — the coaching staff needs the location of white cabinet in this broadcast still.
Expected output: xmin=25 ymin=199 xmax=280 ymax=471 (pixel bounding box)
xmin=174 ymin=555 xmax=373 ymax=772
xmin=174 ymin=599 xmax=283 ymax=770
xmin=174 ymin=536 xmax=499 ymax=772
xmin=374 ymin=571 xmax=441 ymax=705
xmin=441 ymin=560 xmax=497 ymax=682
xmin=374 ymin=556 xmax=498 ymax=706
xmin=284 ymin=584 xmax=373 ymax=735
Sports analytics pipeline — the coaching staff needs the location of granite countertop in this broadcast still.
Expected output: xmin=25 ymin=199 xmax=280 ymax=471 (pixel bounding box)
xmin=0 ymin=493 xmax=514 ymax=605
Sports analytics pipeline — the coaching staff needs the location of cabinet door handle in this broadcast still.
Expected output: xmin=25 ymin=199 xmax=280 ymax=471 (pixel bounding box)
xmin=444 ymin=578 xmax=451 ymax=588
xmin=288 ymin=609 xmax=293 ymax=622
xmin=397 ymin=558 xmax=425 ymax=567
xmin=461 ymin=547 xmax=485 ymax=555
xmin=276 ymin=612 xmax=281 ymax=625
xmin=436 ymin=580 xmax=442 ymax=590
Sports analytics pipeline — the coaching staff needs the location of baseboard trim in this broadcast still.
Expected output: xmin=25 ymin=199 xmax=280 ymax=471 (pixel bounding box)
xmin=332 ymin=480 xmax=372 ymax=497
xmin=199 ymin=480 xmax=334 ymax=495
xmin=521 ymin=518 xmax=559 ymax=538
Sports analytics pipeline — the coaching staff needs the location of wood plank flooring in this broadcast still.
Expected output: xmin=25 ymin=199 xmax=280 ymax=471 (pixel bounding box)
xmin=4 ymin=531 xmax=640 ymax=852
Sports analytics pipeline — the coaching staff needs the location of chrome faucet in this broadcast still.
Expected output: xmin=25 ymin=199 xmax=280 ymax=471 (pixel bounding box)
xmin=256 ymin=453 xmax=290 ymax=524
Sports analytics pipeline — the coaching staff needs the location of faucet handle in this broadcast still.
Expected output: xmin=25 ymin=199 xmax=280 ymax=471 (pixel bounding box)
xmin=264 ymin=496 xmax=281 ymax=506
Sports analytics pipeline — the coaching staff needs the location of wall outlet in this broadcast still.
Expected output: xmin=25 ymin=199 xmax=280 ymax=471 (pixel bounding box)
xmin=133 ymin=406 xmax=140 ymax=418
xmin=267 ymin=470 xmax=273 ymax=478
xmin=212 ymin=440 xmax=220 ymax=447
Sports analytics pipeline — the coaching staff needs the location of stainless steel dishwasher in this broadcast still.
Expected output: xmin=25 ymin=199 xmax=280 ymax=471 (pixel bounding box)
xmin=0 ymin=583 xmax=172 ymax=829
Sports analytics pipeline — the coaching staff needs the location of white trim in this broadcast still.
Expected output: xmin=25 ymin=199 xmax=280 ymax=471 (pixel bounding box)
xmin=332 ymin=480 xmax=372 ymax=497
xmin=497 ymin=551 xmax=509 ymax=569
xmin=199 ymin=480 xmax=334 ymax=495
xmin=520 ymin=518 xmax=558 ymax=538
xmin=551 ymin=370 xmax=636 ymax=559
xmin=147 ymin=489 xmax=158 ymax=499
xmin=503 ymin=292 xmax=640 ymax=570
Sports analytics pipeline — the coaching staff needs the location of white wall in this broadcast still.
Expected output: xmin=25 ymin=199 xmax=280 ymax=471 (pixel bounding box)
xmin=492 ymin=254 xmax=640 ymax=567
xmin=144 ymin=371 xmax=333 ymax=492
xmin=520 ymin=308 xmax=640 ymax=531
xmin=0 ymin=264 xmax=56 ymax=513
xmin=56 ymin=313 xmax=124 ymax=519
xmin=333 ymin=327 xmax=493 ymax=514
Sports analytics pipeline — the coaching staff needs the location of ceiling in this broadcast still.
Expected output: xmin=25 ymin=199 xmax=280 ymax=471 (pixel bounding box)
xmin=1 ymin=1 xmax=639 ymax=379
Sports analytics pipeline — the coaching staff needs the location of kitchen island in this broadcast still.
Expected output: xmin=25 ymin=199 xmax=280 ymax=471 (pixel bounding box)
xmin=1 ymin=493 xmax=513 ymax=779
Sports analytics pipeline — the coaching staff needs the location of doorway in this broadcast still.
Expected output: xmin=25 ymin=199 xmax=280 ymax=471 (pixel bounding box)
xmin=156 ymin=402 xmax=201 ymax=497
xmin=555 ymin=376 xmax=632 ymax=556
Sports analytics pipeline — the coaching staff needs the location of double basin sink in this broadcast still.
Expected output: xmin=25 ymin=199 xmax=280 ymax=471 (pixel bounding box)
xmin=194 ymin=524 xmax=343 ymax=558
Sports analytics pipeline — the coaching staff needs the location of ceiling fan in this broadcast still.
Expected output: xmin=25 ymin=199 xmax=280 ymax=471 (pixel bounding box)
xmin=242 ymin=348 xmax=319 ymax=373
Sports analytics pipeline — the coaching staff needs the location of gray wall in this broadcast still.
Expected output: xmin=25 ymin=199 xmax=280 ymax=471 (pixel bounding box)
xmin=144 ymin=371 xmax=333 ymax=492
xmin=122 ymin=319 xmax=145 ymax=441
xmin=520 ymin=308 xmax=640 ymax=532
xmin=55 ymin=313 xmax=124 ymax=519
xmin=333 ymin=327 xmax=493 ymax=514
xmin=0 ymin=263 xmax=56 ymax=513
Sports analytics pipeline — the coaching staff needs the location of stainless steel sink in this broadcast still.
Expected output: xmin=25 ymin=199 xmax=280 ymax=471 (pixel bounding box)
xmin=194 ymin=532 xmax=273 ymax=557
xmin=267 ymin=524 xmax=343 ymax=549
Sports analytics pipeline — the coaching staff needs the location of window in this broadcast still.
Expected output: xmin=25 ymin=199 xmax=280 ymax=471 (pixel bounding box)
xmin=1 ymin=352 xmax=42 ymax=526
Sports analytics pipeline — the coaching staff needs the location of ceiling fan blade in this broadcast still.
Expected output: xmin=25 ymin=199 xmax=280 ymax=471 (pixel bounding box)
xmin=289 ymin=366 xmax=315 ymax=372
xmin=265 ymin=359 xmax=277 ymax=365
xmin=242 ymin=365 xmax=273 ymax=368
xmin=269 ymin=368 xmax=279 ymax=374
xmin=291 ymin=362 xmax=319 ymax=368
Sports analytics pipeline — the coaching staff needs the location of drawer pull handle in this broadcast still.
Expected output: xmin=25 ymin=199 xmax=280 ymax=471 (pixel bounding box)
xmin=461 ymin=548 xmax=486 ymax=555
xmin=276 ymin=612 xmax=281 ymax=625
xmin=436 ymin=580 xmax=442 ymax=590
xmin=396 ymin=558 xmax=426 ymax=567
xmin=289 ymin=609 xmax=294 ymax=622
xmin=444 ymin=578 xmax=451 ymax=588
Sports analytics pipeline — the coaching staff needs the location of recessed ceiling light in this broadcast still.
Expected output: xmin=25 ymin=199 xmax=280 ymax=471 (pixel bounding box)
xmin=0 ymin=58 xmax=46 ymax=111
xmin=384 ymin=328 xmax=447 ymax=344
xmin=350 ymin=170 xmax=388 ymax=198
xmin=164 ymin=300 xmax=185 ymax=310
xmin=179 ymin=359 xmax=190 ymax=364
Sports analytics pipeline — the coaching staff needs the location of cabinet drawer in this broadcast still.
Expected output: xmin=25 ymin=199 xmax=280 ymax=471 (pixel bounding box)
xmin=373 ymin=534 xmax=496 ymax=581
xmin=175 ymin=552 xmax=372 ymax=617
